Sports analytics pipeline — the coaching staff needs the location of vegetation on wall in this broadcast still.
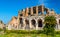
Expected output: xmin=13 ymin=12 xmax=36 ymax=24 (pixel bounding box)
xmin=43 ymin=16 xmax=56 ymax=37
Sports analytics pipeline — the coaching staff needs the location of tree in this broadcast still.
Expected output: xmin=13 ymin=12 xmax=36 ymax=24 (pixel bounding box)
xmin=43 ymin=16 xmax=56 ymax=37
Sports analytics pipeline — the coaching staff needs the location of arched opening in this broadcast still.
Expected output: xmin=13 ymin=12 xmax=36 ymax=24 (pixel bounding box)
xmin=38 ymin=6 xmax=42 ymax=15
xmin=31 ymin=19 xmax=36 ymax=27
xmin=25 ymin=19 xmax=29 ymax=25
xmin=19 ymin=18 xmax=23 ymax=27
xmin=25 ymin=19 xmax=30 ymax=29
xmin=45 ymin=8 xmax=49 ymax=15
xmin=20 ymin=18 xmax=23 ymax=24
xmin=33 ymin=7 xmax=36 ymax=14
xmin=59 ymin=20 xmax=60 ymax=24
xmin=38 ymin=19 xmax=43 ymax=27
xmin=28 ymin=8 xmax=31 ymax=15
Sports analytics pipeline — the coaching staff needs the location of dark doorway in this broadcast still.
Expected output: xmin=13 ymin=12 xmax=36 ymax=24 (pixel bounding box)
xmin=59 ymin=20 xmax=60 ymax=24
xmin=33 ymin=7 xmax=36 ymax=14
xmin=38 ymin=19 xmax=42 ymax=27
xmin=20 ymin=18 xmax=23 ymax=24
xmin=19 ymin=18 xmax=23 ymax=27
xmin=25 ymin=19 xmax=29 ymax=25
xmin=31 ymin=19 xmax=36 ymax=27
xmin=25 ymin=19 xmax=30 ymax=29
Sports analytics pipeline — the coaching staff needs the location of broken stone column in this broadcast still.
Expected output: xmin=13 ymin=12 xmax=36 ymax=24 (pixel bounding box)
xmin=17 ymin=18 xmax=20 ymax=29
xmin=31 ymin=7 xmax=33 ymax=15
xmin=18 ymin=10 xmax=21 ymax=19
xmin=36 ymin=6 xmax=38 ymax=16
xmin=17 ymin=11 xmax=21 ymax=28
xmin=25 ymin=7 xmax=29 ymax=17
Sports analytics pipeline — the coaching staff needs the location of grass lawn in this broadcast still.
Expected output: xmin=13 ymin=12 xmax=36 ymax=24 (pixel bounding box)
xmin=0 ymin=30 xmax=60 ymax=37
xmin=0 ymin=33 xmax=60 ymax=37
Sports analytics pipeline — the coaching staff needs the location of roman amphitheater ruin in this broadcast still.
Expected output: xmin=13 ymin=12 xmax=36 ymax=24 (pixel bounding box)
xmin=7 ymin=5 xmax=60 ymax=30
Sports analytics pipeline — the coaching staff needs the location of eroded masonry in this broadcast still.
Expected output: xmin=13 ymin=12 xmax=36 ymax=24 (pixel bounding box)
xmin=7 ymin=5 xmax=60 ymax=30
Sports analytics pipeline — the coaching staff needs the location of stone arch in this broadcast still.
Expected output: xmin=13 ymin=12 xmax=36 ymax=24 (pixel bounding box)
xmin=44 ymin=8 xmax=49 ymax=14
xmin=19 ymin=18 xmax=23 ymax=24
xmin=19 ymin=18 xmax=23 ymax=27
xmin=33 ymin=7 xmax=36 ymax=14
xmin=38 ymin=19 xmax=43 ymax=27
xmin=25 ymin=19 xmax=30 ymax=29
xmin=38 ymin=6 xmax=42 ymax=15
xmin=25 ymin=19 xmax=29 ymax=25
xmin=59 ymin=19 xmax=60 ymax=24
xmin=31 ymin=19 xmax=36 ymax=27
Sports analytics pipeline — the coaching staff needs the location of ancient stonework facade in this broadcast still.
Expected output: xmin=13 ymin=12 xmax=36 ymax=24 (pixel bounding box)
xmin=7 ymin=5 xmax=60 ymax=30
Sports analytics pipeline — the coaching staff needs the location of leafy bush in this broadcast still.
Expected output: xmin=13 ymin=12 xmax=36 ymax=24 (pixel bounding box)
xmin=43 ymin=16 xmax=56 ymax=37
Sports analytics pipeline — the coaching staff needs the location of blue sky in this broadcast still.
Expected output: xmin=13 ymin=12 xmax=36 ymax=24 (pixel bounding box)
xmin=0 ymin=0 xmax=60 ymax=24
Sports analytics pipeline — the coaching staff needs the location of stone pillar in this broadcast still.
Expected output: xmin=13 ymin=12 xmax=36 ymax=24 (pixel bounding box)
xmin=57 ymin=19 xmax=60 ymax=30
xmin=31 ymin=7 xmax=33 ymax=15
xmin=25 ymin=7 xmax=29 ymax=17
xmin=17 ymin=12 xmax=21 ymax=29
xmin=36 ymin=20 xmax=38 ymax=30
xmin=55 ymin=19 xmax=59 ymax=30
xmin=29 ymin=19 xmax=32 ymax=29
xmin=17 ymin=11 xmax=21 ymax=29
xmin=41 ymin=5 xmax=44 ymax=15
xmin=22 ymin=9 xmax=25 ymax=17
xmin=36 ymin=6 xmax=38 ymax=16
xmin=23 ymin=19 xmax=26 ymax=30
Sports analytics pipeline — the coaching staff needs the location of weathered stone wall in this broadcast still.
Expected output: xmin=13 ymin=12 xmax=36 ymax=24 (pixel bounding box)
xmin=7 ymin=5 xmax=59 ymax=30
